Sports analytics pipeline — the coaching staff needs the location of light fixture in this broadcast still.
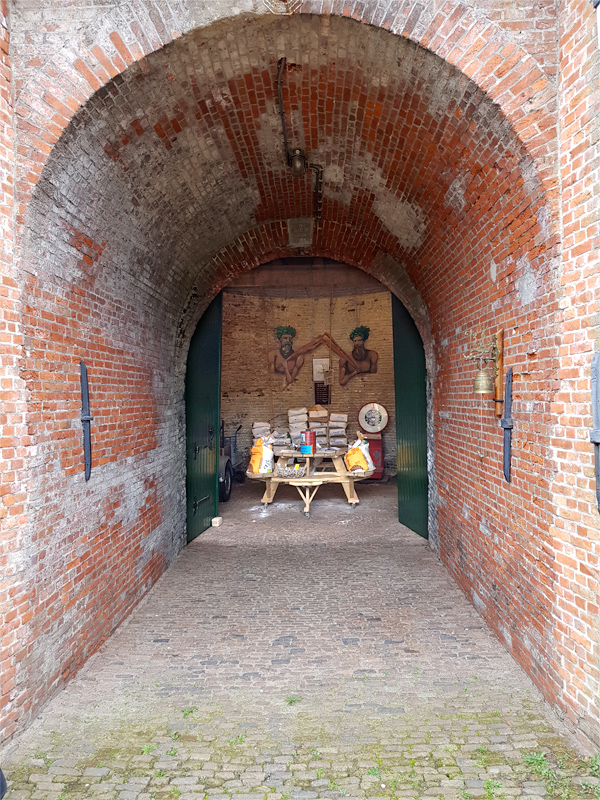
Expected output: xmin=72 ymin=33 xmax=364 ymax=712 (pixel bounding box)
xmin=276 ymin=58 xmax=324 ymax=219
xmin=290 ymin=149 xmax=307 ymax=177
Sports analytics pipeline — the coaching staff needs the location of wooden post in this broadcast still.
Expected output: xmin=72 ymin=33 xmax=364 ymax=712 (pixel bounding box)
xmin=494 ymin=329 xmax=504 ymax=417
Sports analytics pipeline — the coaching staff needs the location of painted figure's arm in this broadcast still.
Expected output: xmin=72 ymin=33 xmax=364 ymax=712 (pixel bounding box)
xmin=339 ymin=359 xmax=357 ymax=386
xmin=288 ymin=353 xmax=305 ymax=382
xmin=288 ymin=334 xmax=324 ymax=358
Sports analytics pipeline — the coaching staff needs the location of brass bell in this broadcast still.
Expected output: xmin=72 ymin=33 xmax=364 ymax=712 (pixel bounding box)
xmin=473 ymin=367 xmax=494 ymax=394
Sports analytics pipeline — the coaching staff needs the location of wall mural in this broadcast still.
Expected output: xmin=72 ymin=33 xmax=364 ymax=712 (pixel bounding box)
xmin=268 ymin=326 xmax=322 ymax=385
xmin=339 ymin=326 xmax=379 ymax=386
xmin=268 ymin=325 xmax=378 ymax=387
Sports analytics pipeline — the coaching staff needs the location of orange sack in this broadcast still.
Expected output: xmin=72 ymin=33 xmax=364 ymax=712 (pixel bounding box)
xmin=248 ymin=438 xmax=274 ymax=474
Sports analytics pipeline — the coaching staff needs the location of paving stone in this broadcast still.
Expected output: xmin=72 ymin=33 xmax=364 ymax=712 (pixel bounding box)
xmin=31 ymin=793 xmax=67 ymax=800
xmin=48 ymin=767 xmax=80 ymax=776
xmin=2 ymin=488 xmax=596 ymax=800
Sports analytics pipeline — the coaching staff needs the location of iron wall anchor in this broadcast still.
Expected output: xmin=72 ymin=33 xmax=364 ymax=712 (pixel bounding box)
xmin=80 ymin=359 xmax=93 ymax=481
xmin=590 ymin=354 xmax=600 ymax=511
xmin=501 ymin=367 xmax=513 ymax=483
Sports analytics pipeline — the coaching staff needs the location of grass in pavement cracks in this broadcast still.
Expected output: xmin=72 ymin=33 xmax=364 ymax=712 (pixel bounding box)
xmin=285 ymin=695 xmax=302 ymax=706
xmin=523 ymin=750 xmax=600 ymax=799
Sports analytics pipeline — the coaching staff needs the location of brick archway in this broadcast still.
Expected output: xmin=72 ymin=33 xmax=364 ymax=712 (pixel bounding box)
xmin=6 ymin=10 xmax=567 ymax=745
xmin=178 ymin=235 xmax=431 ymax=361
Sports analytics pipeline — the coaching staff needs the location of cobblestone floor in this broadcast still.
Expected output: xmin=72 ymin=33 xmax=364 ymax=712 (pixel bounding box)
xmin=3 ymin=482 xmax=599 ymax=800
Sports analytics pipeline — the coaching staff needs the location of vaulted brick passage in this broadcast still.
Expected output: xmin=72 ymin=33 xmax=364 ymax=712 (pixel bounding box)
xmin=10 ymin=13 xmax=568 ymax=743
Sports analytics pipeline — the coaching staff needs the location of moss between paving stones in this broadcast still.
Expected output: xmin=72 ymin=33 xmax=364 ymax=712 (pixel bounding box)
xmin=5 ymin=706 xmax=599 ymax=800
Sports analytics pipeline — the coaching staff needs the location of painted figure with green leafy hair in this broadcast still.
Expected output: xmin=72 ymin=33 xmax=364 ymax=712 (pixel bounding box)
xmin=339 ymin=326 xmax=378 ymax=386
xmin=268 ymin=326 xmax=323 ymax=385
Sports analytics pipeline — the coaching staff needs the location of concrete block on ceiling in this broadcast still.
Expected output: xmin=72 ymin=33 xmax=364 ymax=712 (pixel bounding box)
xmin=287 ymin=217 xmax=313 ymax=248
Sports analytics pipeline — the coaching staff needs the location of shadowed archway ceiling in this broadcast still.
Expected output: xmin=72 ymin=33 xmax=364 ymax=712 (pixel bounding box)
xmin=27 ymin=12 xmax=547 ymax=324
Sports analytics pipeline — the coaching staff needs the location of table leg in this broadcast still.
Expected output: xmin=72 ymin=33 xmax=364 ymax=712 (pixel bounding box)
xmin=261 ymin=478 xmax=279 ymax=504
xmin=333 ymin=456 xmax=360 ymax=505
xmin=346 ymin=477 xmax=359 ymax=505
xmin=307 ymin=484 xmax=320 ymax=510
xmin=332 ymin=455 xmax=346 ymax=473
xmin=339 ymin=476 xmax=359 ymax=504
xmin=294 ymin=485 xmax=309 ymax=513
xmin=294 ymin=484 xmax=321 ymax=514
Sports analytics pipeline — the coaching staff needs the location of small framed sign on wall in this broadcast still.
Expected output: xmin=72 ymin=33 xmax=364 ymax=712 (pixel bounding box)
xmin=313 ymin=358 xmax=331 ymax=404
xmin=314 ymin=381 xmax=331 ymax=405
xmin=312 ymin=358 xmax=330 ymax=382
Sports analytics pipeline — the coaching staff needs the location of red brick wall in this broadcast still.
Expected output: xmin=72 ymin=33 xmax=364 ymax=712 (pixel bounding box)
xmin=0 ymin=0 xmax=26 ymax=742
xmin=1 ymin=3 xmax=597 ymax=751
xmin=10 ymin=214 xmax=182 ymax=742
xmin=554 ymin=0 xmax=600 ymax=744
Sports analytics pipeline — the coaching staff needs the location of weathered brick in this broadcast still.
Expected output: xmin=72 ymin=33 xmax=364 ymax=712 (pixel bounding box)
xmin=0 ymin=0 xmax=598 ymax=757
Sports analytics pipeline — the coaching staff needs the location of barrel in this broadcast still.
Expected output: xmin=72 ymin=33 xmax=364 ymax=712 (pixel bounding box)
xmin=300 ymin=430 xmax=316 ymax=455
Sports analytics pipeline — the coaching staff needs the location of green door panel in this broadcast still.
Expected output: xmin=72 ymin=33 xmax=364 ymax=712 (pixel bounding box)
xmin=185 ymin=293 xmax=222 ymax=542
xmin=392 ymin=295 xmax=428 ymax=538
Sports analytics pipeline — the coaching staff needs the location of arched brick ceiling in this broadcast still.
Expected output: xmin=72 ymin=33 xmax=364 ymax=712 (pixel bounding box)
xmin=24 ymin=12 xmax=552 ymax=334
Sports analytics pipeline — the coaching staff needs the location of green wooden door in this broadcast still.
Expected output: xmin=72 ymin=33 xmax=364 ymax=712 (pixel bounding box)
xmin=392 ymin=295 xmax=428 ymax=538
xmin=185 ymin=293 xmax=222 ymax=542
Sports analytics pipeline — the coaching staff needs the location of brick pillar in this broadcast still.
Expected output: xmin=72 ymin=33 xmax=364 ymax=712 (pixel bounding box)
xmin=0 ymin=0 xmax=27 ymax=744
xmin=555 ymin=0 xmax=600 ymax=747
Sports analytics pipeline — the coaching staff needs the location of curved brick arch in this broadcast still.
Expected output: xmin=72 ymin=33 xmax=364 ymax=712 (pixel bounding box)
xmin=174 ymin=228 xmax=440 ymax=547
xmin=7 ymin=7 xmax=567 ymax=747
xmin=177 ymin=226 xmax=432 ymax=362
xmin=14 ymin=2 xmax=557 ymax=228
xmin=2 ymin=0 xmax=598 ymax=759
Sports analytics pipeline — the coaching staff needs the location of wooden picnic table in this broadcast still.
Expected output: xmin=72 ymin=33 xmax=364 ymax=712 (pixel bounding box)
xmin=260 ymin=449 xmax=373 ymax=516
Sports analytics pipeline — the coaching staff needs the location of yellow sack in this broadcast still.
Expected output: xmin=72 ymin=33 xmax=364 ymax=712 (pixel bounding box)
xmin=344 ymin=433 xmax=374 ymax=473
xmin=345 ymin=446 xmax=369 ymax=472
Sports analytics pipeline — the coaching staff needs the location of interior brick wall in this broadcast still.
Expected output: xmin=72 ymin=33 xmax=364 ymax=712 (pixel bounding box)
xmin=221 ymin=264 xmax=397 ymax=467
xmin=0 ymin=2 xmax=597 ymax=751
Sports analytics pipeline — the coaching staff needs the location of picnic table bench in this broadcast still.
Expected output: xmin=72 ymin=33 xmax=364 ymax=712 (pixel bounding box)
xmin=258 ymin=449 xmax=373 ymax=516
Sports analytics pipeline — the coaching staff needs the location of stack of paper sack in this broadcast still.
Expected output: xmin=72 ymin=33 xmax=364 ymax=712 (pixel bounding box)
xmin=252 ymin=421 xmax=271 ymax=443
xmin=271 ymin=426 xmax=291 ymax=455
xmin=288 ymin=407 xmax=308 ymax=446
xmin=328 ymin=412 xmax=348 ymax=447
xmin=309 ymin=405 xmax=329 ymax=449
